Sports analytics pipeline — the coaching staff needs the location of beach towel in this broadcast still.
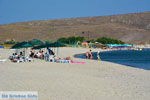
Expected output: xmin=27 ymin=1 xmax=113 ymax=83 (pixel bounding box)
xmin=71 ymin=61 xmax=86 ymax=64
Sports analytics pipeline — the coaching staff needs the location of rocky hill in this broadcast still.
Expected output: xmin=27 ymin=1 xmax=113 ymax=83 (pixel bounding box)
xmin=0 ymin=11 xmax=150 ymax=44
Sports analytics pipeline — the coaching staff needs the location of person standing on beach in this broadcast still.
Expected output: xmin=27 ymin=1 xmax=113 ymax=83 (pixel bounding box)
xmin=44 ymin=52 xmax=49 ymax=61
xmin=47 ymin=47 xmax=55 ymax=55
xmin=89 ymin=50 xmax=93 ymax=59
xmin=86 ymin=50 xmax=93 ymax=59
xmin=97 ymin=51 xmax=101 ymax=61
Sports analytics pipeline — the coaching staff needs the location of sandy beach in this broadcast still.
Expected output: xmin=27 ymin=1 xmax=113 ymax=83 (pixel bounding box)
xmin=0 ymin=47 xmax=150 ymax=100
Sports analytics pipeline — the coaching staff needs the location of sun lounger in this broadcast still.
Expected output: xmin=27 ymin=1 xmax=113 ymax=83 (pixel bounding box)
xmin=71 ymin=61 xmax=86 ymax=64
xmin=56 ymin=59 xmax=71 ymax=63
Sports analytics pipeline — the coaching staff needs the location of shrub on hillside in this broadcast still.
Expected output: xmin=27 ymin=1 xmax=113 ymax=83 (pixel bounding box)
xmin=96 ymin=37 xmax=124 ymax=44
xmin=57 ymin=36 xmax=85 ymax=44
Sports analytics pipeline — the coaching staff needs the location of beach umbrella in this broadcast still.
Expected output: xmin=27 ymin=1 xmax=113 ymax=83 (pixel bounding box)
xmin=11 ymin=42 xmax=32 ymax=49
xmin=28 ymin=39 xmax=44 ymax=46
xmin=48 ymin=42 xmax=65 ymax=47
xmin=32 ymin=42 xmax=65 ymax=56
xmin=32 ymin=45 xmax=46 ymax=49
xmin=11 ymin=42 xmax=33 ymax=56
xmin=48 ymin=42 xmax=66 ymax=56
xmin=32 ymin=42 xmax=51 ymax=49
xmin=33 ymin=42 xmax=65 ymax=49
xmin=22 ymin=43 xmax=33 ymax=48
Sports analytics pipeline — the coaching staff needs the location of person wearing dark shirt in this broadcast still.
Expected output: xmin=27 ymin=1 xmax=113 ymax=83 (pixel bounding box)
xmin=47 ymin=47 xmax=55 ymax=55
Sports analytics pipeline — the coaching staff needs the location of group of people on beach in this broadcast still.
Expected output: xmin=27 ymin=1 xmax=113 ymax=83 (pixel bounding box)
xmin=9 ymin=51 xmax=31 ymax=63
xmin=29 ymin=48 xmax=51 ymax=59
xmin=85 ymin=49 xmax=101 ymax=60
xmin=9 ymin=47 xmax=101 ymax=63
xmin=10 ymin=47 xmax=72 ymax=63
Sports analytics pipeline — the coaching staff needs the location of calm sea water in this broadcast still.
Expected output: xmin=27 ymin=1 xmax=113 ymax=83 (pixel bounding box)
xmin=74 ymin=50 xmax=150 ymax=70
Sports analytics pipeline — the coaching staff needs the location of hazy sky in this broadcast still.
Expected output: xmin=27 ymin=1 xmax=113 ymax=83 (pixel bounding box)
xmin=0 ymin=0 xmax=149 ymax=24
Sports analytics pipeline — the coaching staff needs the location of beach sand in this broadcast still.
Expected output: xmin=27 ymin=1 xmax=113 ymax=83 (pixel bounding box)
xmin=0 ymin=47 xmax=150 ymax=100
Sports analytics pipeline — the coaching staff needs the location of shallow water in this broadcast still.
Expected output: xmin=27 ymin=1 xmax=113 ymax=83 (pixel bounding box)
xmin=74 ymin=50 xmax=150 ymax=70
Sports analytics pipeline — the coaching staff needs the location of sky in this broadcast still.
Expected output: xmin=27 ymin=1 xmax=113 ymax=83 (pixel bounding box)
xmin=0 ymin=0 xmax=150 ymax=24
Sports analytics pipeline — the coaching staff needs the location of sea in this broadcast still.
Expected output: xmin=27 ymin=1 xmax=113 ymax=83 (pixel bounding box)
xmin=74 ymin=49 xmax=150 ymax=70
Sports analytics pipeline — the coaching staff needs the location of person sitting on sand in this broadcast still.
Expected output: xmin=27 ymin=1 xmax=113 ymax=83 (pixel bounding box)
xmin=54 ymin=56 xmax=72 ymax=61
xmin=19 ymin=52 xmax=23 ymax=57
xmin=36 ymin=51 xmax=42 ymax=58
xmin=10 ymin=53 xmax=19 ymax=62
xmin=65 ymin=56 xmax=72 ymax=60
xmin=14 ymin=53 xmax=19 ymax=59
xmin=40 ymin=50 xmax=44 ymax=59
xmin=30 ymin=49 xmax=35 ymax=58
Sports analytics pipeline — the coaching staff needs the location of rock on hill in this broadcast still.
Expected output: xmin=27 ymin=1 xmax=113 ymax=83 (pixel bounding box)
xmin=0 ymin=11 xmax=150 ymax=44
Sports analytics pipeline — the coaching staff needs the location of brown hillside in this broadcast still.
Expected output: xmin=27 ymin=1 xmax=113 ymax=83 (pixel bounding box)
xmin=0 ymin=11 xmax=150 ymax=44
